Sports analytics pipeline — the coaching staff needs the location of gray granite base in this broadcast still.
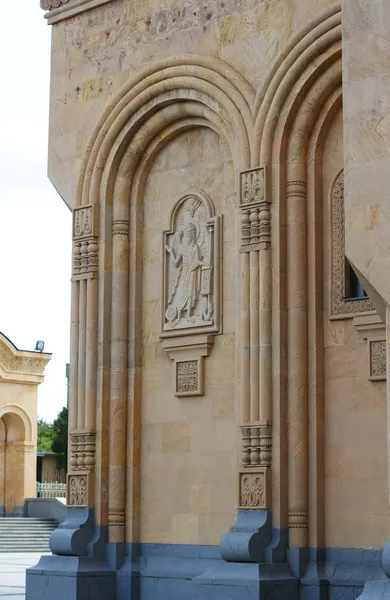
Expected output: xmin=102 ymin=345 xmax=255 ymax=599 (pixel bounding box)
xmin=26 ymin=555 xmax=115 ymax=600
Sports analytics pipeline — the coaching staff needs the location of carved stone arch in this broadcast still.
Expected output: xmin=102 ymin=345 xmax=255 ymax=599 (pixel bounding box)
xmin=69 ymin=55 xmax=250 ymax=543
xmin=243 ymin=2 xmax=344 ymax=560
xmin=0 ymin=404 xmax=32 ymax=442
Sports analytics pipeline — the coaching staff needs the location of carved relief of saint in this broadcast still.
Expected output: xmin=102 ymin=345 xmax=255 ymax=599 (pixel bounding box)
xmin=164 ymin=195 xmax=214 ymax=331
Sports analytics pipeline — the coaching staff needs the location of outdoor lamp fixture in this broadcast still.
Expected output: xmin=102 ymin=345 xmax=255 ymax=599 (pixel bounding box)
xmin=34 ymin=340 xmax=45 ymax=353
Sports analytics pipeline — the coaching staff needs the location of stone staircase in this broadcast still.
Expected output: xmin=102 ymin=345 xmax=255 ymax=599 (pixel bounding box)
xmin=0 ymin=517 xmax=57 ymax=552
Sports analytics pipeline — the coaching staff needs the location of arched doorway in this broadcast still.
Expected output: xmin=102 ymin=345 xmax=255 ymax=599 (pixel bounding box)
xmin=0 ymin=411 xmax=26 ymax=515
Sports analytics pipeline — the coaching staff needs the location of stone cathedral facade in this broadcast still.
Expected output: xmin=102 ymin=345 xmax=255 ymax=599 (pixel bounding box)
xmin=27 ymin=1 xmax=390 ymax=599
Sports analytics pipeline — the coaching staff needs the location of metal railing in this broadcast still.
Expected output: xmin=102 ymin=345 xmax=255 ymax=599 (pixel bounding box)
xmin=36 ymin=482 xmax=67 ymax=498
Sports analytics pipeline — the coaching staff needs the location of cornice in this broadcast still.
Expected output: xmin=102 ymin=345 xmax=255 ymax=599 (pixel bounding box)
xmin=0 ymin=332 xmax=51 ymax=384
xmin=40 ymin=0 xmax=117 ymax=25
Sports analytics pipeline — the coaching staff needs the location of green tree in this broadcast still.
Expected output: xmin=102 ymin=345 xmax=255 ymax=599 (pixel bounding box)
xmin=37 ymin=419 xmax=54 ymax=452
xmin=51 ymin=407 xmax=68 ymax=471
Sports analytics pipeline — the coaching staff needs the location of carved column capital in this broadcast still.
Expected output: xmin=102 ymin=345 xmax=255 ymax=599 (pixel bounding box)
xmin=239 ymin=167 xmax=270 ymax=250
xmin=72 ymin=204 xmax=99 ymax=280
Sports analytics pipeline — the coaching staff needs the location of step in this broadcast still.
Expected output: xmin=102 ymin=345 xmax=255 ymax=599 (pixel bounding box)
xmin=0 ymin=518 xmax=57 ymax=552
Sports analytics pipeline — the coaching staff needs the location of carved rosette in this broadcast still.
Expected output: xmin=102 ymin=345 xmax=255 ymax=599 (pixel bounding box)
xmin=238 ymin=467 xmax=270 ymax=509
xmin=239 ymin=167 xmax=270 ymax=250
xmin=331 ymin=171 xmax=373 ymax=316
xmin=69 ymin=431 xmax=96 ymax=472
xmin=67 ymin=472 xmax=91 ymax=507
xmin=72 ymin=205 xmax=99 ymax=280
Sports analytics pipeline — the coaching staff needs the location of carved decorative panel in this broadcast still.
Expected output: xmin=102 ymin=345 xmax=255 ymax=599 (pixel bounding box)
xmin=72 ymin=204 xmax=99 ymax=280
xmin=176 ymin=360 xmax=199 ymax=394
xmin=238 ymin=468 xmax=270 ymax=509
xmin=67 ymin=473 xmax=90 ymax=507
xmin=369 ymin=339 xmax=387 ymax=380
xmin=331 ymin=171 xmax=373 ymax=317
xmin=162 ymin=191 xmax=220 ymax=336
xmin=161 ymin=192 xmax=220 ymax=397
xmin=239 ymin=167 xmax=270 ymax=250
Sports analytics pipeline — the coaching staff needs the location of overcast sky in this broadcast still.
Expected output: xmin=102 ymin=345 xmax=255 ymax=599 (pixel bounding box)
xmin=0 ymin=2 xmax=72 ymax=422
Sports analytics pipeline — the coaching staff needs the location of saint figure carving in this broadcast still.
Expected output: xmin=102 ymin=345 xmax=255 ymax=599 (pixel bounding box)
xmin=164 ymin=195 xmax=214 ymax=331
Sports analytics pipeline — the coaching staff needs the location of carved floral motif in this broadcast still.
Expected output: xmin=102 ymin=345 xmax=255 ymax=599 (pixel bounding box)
xmin=67 ymin=474 xmax=88 ymax=507
xmin=239 ymin=472 xmax=265 ymax=508
xmin=331 ymin=171 xmax=373 ymax=316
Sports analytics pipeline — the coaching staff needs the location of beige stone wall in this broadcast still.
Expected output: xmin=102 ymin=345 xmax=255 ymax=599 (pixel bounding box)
xmin=141 ymin=128 xmax=237 ymax=545
xmin=48 ymin=0 xmax=339 ymax=210
xmin=49 ymin=0 xmax=390 ymax=554
xmin=343 ymin=0 xmax=390 ymax=314
xmin=322 ymin=112 xmax=388 ymax=548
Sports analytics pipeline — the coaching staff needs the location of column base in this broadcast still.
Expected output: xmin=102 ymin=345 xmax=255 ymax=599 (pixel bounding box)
xmin=26 ymin=555 xmax=116 ymax=600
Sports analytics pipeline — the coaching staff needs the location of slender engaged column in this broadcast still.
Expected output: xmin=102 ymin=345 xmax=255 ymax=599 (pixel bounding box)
xmin=77 ymin=279 xmax=87 ymax=431
xmin=69 ymin=280 xmax=79 ymax=434
xmin=85 ymin=276 xmax=98 ymax=432
xmin=241 ymin=252 xmax=250 ymax=423
xmin=108 ymin=216 xmax=130 ymax=544
xmin=259 ymin=246 xmax=272 ymax=423
xmin=250 ymin=250 xmax=260 ymax=423
xmin=286 ymin=179 xmax=308 ymax=548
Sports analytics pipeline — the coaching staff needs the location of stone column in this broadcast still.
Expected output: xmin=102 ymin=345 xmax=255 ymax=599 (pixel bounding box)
xmin=220 ymin=166 xmax=275 ymax=567
xmin=108 ymin=214 xmax=130 ymax=546
xmin=237 ymin=167 xmax=272 ymax=508
xmin=286 ymin=176 xmax=308 ymax=572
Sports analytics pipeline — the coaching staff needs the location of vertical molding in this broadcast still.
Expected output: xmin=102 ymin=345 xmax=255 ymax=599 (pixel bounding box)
xmin=77 ymin=281 xmax=87 ymax=430
xmin=241 ymin=252 xmax=250 ymax=423
xmin=239 ymin=167 xmax=272 ymax=508
xmin=68 ymin=204 xmax=99 ymax=508
xmin=108 ymin=215 xmax=130 ymax=543
xmin=85 ymin=277 xmax=98 ymax=431
xmin=250 ymin=250 xmax=260 ymax=422
xmin=69 ymin=281 xmax=79 ymax=436
xmin=286 ymin=179 xmax=308 ymax=548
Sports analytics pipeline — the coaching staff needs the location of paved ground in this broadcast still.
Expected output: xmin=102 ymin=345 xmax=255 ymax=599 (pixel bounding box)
xmin=0 ymin=552 xmax=49 ymax=598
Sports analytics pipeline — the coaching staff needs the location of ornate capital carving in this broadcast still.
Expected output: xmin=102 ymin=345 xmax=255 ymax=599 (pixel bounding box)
xmin=72 ymin=205 xmax=99 ymax=280
xmin=239 ymin=168 xmax=270 ymax=250
xmin=240 ymin=422 xmax=272 ymax=467
xmin=238 ymin=467 xmax=271 ymax=509
xmin=67 ymin=472 xmax=92 ymax=507
xmin=69 ymin=431 xmax=96 ymax=472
